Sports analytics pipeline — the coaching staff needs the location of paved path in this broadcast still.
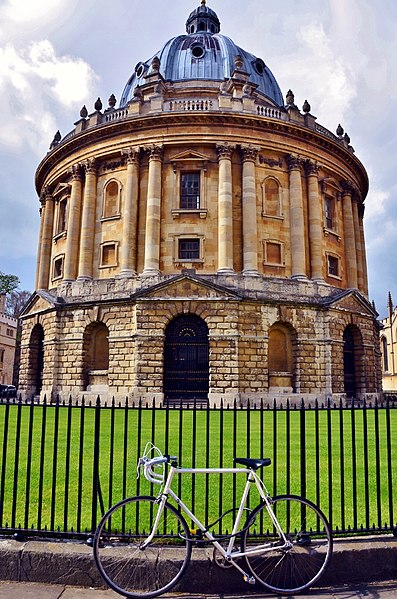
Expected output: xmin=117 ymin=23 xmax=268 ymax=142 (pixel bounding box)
xmin=0 ymin=580 xmax=396 ymax=598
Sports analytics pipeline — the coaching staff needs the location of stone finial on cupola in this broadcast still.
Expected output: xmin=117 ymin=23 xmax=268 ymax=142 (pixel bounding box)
xmin=94 ymin=97 xmax=103 ymax=112
xmin=302 ymin=99 xmax=311 ymax=113
xmin=336 ymin=124 xmax=344 ymax=138
xmin=80 ymin=105 xmax=88 ymax=119
xmin=108 ymin=94 xmax=116 ymax=109
xmin=150 ymin=56 xmax=161 ymax=74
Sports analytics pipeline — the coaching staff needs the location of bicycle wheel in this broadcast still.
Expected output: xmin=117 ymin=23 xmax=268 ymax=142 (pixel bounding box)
xmin=241 ymin=494 xmax=332 ymax=594
xmin=93 ymin=495 xmax=192 ymax=599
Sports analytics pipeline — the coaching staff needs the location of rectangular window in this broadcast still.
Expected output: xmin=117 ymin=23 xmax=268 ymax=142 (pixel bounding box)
xmin=101 ymin=243 xmax=117 ymax=267
xmin=180 ymin=172 xmax=200 ymax=210
xmin=56 ymin=198 xmax=68 ymax=235
xmin=178 ymin=239 xmax=200 ymax=261
xmin=0 ymin=349 xmax=4 ymax=362
xmin=53 ymin=256 xmax=64 ymax=279
xmin=264 ymin=240 xmax=284 ymax=266
xmin=327 ymin=255 xmax=339 ymax=277
xmin=325 ymin=196 xmax=335 ymax=230
xmin=6 ymin=329 xmax=13 ymax=337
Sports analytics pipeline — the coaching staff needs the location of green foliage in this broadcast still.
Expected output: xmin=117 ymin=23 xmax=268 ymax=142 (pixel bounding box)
xmin=0 ymin=272 xmax=20 ymax=295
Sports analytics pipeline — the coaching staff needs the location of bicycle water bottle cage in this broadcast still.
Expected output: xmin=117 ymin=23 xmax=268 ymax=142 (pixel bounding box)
xmin=234 ymin=458 xmax=271 ymax=470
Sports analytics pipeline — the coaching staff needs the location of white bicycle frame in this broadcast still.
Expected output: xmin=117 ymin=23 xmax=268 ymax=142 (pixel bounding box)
xmin=140 ymin=457 xmax=290 ymax=582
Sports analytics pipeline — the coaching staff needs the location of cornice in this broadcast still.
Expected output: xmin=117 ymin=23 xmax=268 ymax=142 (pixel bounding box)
xmin=35 ymin=111 xmax=369 ymax=198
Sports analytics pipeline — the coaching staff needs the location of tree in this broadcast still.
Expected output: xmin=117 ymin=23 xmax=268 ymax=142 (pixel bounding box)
xmin=0 ymin=272 xmax=20 ymax=295
xmin=6 ymin=289 xmax=32 ymax=318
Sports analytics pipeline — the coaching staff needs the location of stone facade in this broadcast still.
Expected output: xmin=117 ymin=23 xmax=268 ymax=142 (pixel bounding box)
xmin=19 ymin=2 xmax=381 ymax=405
xmin=380 ymin=294 xmax=397 ymax=391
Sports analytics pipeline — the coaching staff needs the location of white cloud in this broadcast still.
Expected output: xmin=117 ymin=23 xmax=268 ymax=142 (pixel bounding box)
xmin=0 ymin=0 xmax=66 ymax=23
xmin=0 ymin=40 xmax=98 ymax=154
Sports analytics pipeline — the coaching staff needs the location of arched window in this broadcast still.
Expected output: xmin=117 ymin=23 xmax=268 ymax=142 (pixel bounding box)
xmin=262 ymin=178 xmax=282 ymax=217
xmin=268 ymin=323 xmax=295 ymax=391
xmin=381 ymin=336 xmax=389 ymax=372
xmin=103 ymin=180 xmax=121 ymax=219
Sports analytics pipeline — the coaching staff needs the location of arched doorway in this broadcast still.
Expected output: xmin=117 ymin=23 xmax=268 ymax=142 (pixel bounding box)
xmin=29 ymin=324 xmax=44 ymax=395
xmin=343 ymin=327 xmax=357 ymax=398
xmin=164 ymin=314 xmax=209 ymax=401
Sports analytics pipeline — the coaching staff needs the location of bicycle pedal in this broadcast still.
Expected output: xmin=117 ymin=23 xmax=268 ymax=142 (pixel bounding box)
xmin=243 ymin=574 xmax=256 ymax=585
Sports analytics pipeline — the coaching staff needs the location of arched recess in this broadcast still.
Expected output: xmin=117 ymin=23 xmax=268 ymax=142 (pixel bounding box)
xmin=164 ymin=314 xmax=209 ymax=401
xmin=262 ymin=177 xmax=282 ymax=217
xmin=268 ymin=322 xmax=295 ymax=392
xmin=343 ymin=325 xmax=364 ymax=398
xmin=103 ymin=180 xmax=121 ymax=219
xmin=29 ymin=324 xmax=44 ymax=395
xmin=83 ymin=322 xmax=109 ymax=391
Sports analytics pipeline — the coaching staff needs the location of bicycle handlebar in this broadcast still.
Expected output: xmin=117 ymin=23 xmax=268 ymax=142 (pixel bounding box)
xmin=138 ymin=454 xmax=177 ymax=485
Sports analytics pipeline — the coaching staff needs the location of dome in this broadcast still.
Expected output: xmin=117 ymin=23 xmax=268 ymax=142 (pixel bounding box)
xmin=119 ymin=2 xmax=283 ymax=107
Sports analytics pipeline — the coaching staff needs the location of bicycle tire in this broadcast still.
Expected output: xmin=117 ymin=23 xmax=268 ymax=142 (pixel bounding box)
xmin=241 ymin=494 xmax=333 ymax=594
xmin=93 ymin=495 xmax=192 ymax=599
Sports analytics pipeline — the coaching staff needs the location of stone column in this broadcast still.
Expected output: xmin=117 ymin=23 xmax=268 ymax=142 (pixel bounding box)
xmin=287 ymin=155 xmax=306 ymax=279
xmin=143 ymin=146 xmax=163 ymax=276
xmin=306 ymin=160 xmax=323 ymax=281
xmin=217 ymin=143 xmax=235 ymax=275
xmin=37 ymin=187 xmax=55 ymax=290
xmin=35 ymin=203 xmax=45 ymax=290
xmin=341 ymin=181 xmax=358 ymax=289
xmin=63 ymin=165 xmax=83 ymax=282
xmin=241 ymin=146 xmax=259 ymax=276
xmin=352 ymin=197 xmax=364 ymax=292
xmin=120 ymin=148 xmax=140 ymax=277
xmin=78 ymin=158 xmax=98 ymax=281
xmin=358 ymin=204 xmax=369 ymax=295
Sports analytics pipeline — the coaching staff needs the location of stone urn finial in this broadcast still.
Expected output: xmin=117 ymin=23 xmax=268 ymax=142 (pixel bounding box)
xmin=336 ymin=124 xmax=344 ymax=137
xmin=108 ymin=94 xmax=116 ymax=109
xmin=302 ymin=99 xmax=311 ymax=113
xmin=80 ymin=105 xmax=88 ymax=119
xmin=286 ymin=89 xmax=295 ymax=106
xmin=151 ymin=56 xmax=161 ymax=73
xmin=94 ymin=97 xmax=103 ymax=111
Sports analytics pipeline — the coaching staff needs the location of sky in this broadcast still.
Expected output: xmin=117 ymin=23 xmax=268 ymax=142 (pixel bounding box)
xmin=0 ymin=0 xmax=395 ymax=317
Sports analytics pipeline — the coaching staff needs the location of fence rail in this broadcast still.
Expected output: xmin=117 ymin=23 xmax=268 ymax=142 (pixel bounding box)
xmin=0 ymin=395 xmax=396 ymax=540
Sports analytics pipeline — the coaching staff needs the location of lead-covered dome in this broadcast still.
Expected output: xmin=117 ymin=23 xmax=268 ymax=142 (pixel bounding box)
xmin=119 ymin=1 xmax=283 ymax=107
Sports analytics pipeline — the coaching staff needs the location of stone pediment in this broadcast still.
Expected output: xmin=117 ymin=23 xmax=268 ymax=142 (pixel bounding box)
xmin=133 ymin=274 xmax=243 ymax=302
xmin=325 ymin=289 xmax=377 ymax=317
xmin=169 ymin=149 xmax=211 ymax=168
xmin=20 ymin=290 xmax=64 ymax=318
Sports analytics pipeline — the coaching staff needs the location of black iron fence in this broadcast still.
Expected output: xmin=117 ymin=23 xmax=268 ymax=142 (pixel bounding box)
xmin=0 ymin=395 xmax=396 ymax=540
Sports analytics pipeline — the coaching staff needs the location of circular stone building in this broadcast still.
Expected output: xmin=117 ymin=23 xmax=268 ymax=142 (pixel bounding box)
xmin=19 ymin=1 xmax=381 ymax=404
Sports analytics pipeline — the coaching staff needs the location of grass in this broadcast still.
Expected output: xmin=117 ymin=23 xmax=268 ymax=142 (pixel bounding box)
xmin=0 ymin=400 xmax=396 ymax=536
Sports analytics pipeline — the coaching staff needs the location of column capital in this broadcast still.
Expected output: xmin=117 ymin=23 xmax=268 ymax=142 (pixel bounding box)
xmin=240 ymin=145 xmax=260 ymax=162
xmin=340 ymin=179 xmax=355 ymax=196
xmin=83 ymin=157 xmax=98 ymax=175
xmin=40 ymin=185 xmax=53 ymax=205
xmin=68 ymin=164 xmax=83 ymax=181
xmin=304 ymin=159 xmax=320 ymax=177
xmin=146 ymin=145 xmax=164 ymax=161
xmin=286 ymin=154 xmax=303 ymax=172
xmin=122 ymin=147 xmax=140 ymax=164
xmin=216 ymin=143 xmax=235 ymax=160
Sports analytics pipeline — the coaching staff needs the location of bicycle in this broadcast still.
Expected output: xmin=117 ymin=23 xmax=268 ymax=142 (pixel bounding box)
xmin=93 ymin=443 xmax=333 ymax=598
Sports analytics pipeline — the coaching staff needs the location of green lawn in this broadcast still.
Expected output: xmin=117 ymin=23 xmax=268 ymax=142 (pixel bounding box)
xmin=0 ymin=400 xmax=396 ymax=536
